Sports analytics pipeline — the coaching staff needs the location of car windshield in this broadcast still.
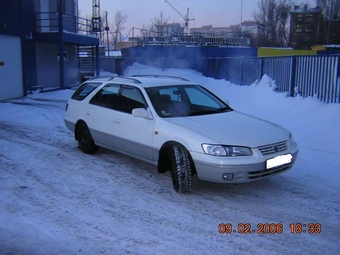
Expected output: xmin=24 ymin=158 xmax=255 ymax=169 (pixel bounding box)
xmin=145 ymin=85 xmax=232 ymax=118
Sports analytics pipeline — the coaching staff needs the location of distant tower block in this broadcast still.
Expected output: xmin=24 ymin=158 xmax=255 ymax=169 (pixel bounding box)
xmin=92 ymin=0 xmax=101 ymax=33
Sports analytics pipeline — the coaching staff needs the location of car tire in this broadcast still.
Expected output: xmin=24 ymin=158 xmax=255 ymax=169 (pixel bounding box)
xmin=76 ymin=123 xmax=98 ymax=154
xmin=169 ymin=145 xmax=192 ymax=193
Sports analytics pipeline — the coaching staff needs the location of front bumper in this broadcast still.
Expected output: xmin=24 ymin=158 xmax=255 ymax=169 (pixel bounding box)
xmin=191 ymin=150 xmax=298 ymax=183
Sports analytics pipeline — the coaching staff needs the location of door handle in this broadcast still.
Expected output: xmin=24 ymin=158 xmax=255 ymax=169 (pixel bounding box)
xmin=114 ymin=119 xmax=120 ymax=124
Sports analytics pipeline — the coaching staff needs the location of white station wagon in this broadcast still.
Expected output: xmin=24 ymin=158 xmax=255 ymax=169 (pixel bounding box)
xmin=64 ymin=75 xmax=298 ymax=193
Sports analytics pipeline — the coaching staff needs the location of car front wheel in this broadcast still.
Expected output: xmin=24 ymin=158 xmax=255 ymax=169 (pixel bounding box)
xmin=169 ymin=145 xmax=192 ymax=193
xmin=76 ymin=123 xmax=98 ymax=154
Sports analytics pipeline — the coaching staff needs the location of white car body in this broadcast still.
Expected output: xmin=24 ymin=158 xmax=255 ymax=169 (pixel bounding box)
xmin=64 ymin=76 xmax=298 ymax=192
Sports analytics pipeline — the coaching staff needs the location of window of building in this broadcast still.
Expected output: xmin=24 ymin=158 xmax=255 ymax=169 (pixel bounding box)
xmin=305 ymin=24 xmax=313 ymax=33
xmin=306 ymin=15 xmax=313 ymax=24
xmin=296 ymin=28 xmax=303 ymax=33
xmin=296 ymin=15 xmax=304 ymax=24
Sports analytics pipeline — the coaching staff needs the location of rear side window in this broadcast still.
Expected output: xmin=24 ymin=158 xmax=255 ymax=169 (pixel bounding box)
xmin=71 ymin=82 xmax=101 ymax=101
xmin=89 ymin=84 xmax=120 ymax=109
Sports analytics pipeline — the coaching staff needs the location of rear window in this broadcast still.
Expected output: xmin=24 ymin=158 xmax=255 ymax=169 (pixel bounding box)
xmin=71 ymin=82 xmax=101 ymax=101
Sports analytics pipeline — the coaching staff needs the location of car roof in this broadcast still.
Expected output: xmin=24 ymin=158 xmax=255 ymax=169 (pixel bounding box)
xmin=87 ymin=75 xmax=197 ymax=88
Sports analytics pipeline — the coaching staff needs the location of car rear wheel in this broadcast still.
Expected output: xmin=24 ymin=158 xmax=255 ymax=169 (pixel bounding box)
xmin=169 ymin=145 xmax=192 ymax=193
xmin=76 ymin=123 xmax=98 ymax=154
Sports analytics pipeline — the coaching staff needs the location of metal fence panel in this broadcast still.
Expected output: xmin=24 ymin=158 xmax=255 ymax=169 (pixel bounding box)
xmin=295 ymin=55 xmax=339 ymax=103
xmin=241 ymin=58 xmax=262 ymax=85
xmin=216 ymin=58 xmax=261 ymax=85
xmin=213 ymin=55 xmax=339 ymax=103
xmin=263 ymin=57 xmax=292 ymax=93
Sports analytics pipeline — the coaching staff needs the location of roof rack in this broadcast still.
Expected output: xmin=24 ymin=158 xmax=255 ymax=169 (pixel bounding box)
xmin=88 ymin=76 xmax=117 ymax=81
xmin=88 ymin=76 xmax=141 ymax=84
xmin=131 ymin=75 xmax=190 ymax=82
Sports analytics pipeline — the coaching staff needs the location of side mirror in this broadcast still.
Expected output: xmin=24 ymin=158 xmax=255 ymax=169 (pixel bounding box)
xmin=132 ymin=108 xmax=153 ymax=119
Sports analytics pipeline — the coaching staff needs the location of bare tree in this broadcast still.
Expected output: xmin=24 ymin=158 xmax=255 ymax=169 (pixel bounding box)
xmin=254 ymin=0 xmax=292 ymax=47
xmin=317 ymin=0 xmax=340 ymax=43
xmin=110 ymin=11 xmax=128 ymax=51
xmin=150 ymin=12 xmax=170 ymax=36
xmin=140 ymin=24 xmax=155 ymax=37
xmin=318 ymin=0 xmax=340 ymax=19
xmin=277 ymin=2 xmax=291 ymax=44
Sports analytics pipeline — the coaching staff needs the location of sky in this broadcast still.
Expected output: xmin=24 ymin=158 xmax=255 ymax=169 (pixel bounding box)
xmin=78 ymin=0 xmax=316 ymax=37
xmin=78 ymin=0 xmax=259 ymax=35
xmin=1 ymin=66 xmax=339 ymax=254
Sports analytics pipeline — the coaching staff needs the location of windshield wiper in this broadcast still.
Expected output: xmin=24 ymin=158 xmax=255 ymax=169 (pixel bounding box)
xmin=189 ymin=107 xmax=232 ymax=116
xmin=214 ymin=107 xmax=232 ymax=113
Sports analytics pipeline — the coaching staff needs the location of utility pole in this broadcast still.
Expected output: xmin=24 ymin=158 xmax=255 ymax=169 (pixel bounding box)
xmin=105 ymin=11 xmax=109 ymax=56
xmin=92 ymin=0 xmax=101 ymax=35
xmin=240 ymin=0 xmax=243 ymax=30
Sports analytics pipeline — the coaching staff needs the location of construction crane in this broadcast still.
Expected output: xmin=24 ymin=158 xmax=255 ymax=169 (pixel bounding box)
xmin=92 ymin=0 xmax=101 ymax=34
xmin=165 ymin=0 xmax=195 ymax=35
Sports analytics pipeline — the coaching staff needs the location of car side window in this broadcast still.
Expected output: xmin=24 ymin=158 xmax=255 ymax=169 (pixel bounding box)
xmin=118 ymin=86 xmax=147 ymax=114
xmin=89 ymin=84 xmax=120 ymax=109
xmin=71 ymin=82 xmax=101 ymax=101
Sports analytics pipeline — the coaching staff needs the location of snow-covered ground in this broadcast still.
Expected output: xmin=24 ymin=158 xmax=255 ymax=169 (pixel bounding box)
xmin=0 ymin=67 xmax=339 ymax=255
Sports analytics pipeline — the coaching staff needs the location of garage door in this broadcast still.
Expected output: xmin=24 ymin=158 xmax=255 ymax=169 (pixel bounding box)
xmin=0 ymin=34 xmax=23 ymax=101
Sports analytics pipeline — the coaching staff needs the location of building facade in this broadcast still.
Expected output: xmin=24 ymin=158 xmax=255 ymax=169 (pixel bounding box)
xmin=290 ymin=5 xmax=324 ymax=49
xmin=0 ymin=0 xmax=99 ymax=101
xmin=190 ymin=21 xmax=259 ymax=37
xmin=190 ymin=25 xmax=233 ymax=37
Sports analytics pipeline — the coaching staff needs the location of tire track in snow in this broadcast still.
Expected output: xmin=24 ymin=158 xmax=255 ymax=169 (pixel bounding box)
xmin=0 ymin=99 xmax=339 ymax=254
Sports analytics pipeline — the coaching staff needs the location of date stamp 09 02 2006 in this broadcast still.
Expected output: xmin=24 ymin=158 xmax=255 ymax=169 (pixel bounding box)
xmin=218 ymin=223 xmax=322 ymax=234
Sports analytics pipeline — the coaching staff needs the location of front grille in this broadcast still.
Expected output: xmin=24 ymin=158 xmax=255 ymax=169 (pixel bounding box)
xmin=248 ymin=165 xmax=291 ymax=179
xmin=258 ymin=141 xmax=287 ymax=155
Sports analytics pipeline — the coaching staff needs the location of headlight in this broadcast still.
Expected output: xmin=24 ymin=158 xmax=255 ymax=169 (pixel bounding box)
xmin=202 ymin=144 xmax=227 ymax=156
xmin=224 ymin=146 xmax=252 ymax=156
xmin=202 ymin=144 xmax=252 ymax=157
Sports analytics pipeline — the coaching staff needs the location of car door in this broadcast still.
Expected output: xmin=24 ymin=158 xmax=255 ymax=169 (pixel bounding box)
xmin=112 ymin=85 xmax=154 ymax=162
xmin=85 ymin=84 xmax=120 ymax=148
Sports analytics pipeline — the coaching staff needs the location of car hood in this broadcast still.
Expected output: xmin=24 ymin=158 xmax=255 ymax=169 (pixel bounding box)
xmin=164 ymin=111 xmax=289 ymax=147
